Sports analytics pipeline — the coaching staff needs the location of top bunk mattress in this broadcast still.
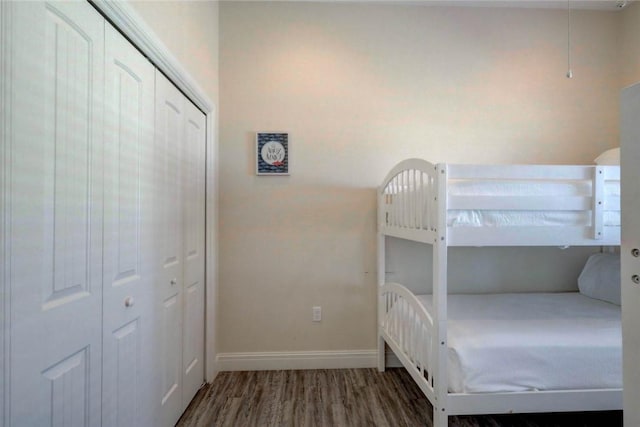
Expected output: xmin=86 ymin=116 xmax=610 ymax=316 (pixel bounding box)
xmin=416 ymin=292 xmax=621 ymax=394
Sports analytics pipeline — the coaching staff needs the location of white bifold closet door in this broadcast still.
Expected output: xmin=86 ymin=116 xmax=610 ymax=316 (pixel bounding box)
xmin=5 ymin=1 xmax=207 ymax=426
xmin=154 ymin=71 xmax=206 ymax=427
xmin=102 ymin=23 xmax=156 ymax=427
xmin=622 ymin=83 xmax=640 ymax=426
xmin=181 ymin=89 xmax=207 ymax=410
xmin=8 ymin=1 xmax=104 ymax=425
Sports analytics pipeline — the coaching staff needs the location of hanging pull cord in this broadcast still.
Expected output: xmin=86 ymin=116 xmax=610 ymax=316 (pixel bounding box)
xmin=566 ymin=0 xmax=573 ymax=79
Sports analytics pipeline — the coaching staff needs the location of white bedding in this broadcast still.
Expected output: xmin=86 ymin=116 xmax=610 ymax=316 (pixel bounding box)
xmin=416 ymin=292 xmax=621 ymax=393
xmin=448 ymin=210 xmax=620 ymax=227
xmin=447 ymin=179 xmax=620 ymax=227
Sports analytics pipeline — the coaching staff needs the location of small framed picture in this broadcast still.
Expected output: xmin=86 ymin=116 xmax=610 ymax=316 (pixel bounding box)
xmin=256 ymin=132 xmax=289 ymax=175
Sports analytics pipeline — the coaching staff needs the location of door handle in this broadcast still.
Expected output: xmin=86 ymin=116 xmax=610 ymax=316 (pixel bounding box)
xmin=124 ymin=296 xmax=135 ymax=308
xmin=170 ymin=278 xmax=177 ymax=286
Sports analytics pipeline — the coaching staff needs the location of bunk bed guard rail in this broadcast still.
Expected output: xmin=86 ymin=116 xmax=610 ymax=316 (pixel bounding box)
xmin=378 ymin=159 xmax=620 ymax=247
xmin=378 ymin=159 xmax=442 ymax=245
xmin=379 ymin=282 xmax=436 ymax=401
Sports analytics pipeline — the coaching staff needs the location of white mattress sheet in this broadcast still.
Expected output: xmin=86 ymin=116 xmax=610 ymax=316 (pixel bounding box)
xmin=391 ymin=179 xmax=620 ymax=228
xmin=448 ymin=210 xmax=620 ymax=227
xmin=446 ymin=179 xmax=620 ymax=227
xmin=416 ymin=292 xmax=621 ymax=393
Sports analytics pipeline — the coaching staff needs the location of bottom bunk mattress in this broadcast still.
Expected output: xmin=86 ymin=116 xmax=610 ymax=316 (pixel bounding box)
xmin=415 ymin=292 xmax=621 ymax=394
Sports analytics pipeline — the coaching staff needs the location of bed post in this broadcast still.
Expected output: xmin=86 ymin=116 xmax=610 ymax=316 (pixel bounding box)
xmin=377 ymin=183 xmax=386 ymax=372
xmin=592 ymin=165 xmax=604 ymax=241
xmin=432 ymin=164 xmax=449 ymax=427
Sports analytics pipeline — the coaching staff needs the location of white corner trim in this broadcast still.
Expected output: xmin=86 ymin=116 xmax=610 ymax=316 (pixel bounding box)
xmin=217 ymin=350 xmax=378 ymax=372
xmin=205 ymin=111 xmax=218 ymax=383
xmin=90 ymin=0 xmax=213 ymax=114
xmin=0 ymin=2 xmax=9 ymax=425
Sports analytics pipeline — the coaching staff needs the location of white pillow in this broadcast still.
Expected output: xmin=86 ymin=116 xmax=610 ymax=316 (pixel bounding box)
xmin=594 ymin=148 xmax=620 ymax=165
xmin=578 ymin=253 xmax=620 ymax=305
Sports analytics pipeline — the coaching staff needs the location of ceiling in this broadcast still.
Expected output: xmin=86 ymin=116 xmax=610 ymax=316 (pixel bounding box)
xmin=283 ymin=0 xmax=633 ymax=10
xmin=416 ymin=0 xmax=629 ymax=10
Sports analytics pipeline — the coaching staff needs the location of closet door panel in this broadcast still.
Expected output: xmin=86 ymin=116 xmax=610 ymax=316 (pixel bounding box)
xmin=154 ymin=70 xmax=185 ymax=427
xmin=182 ymin=102 xmax=206 ymax=408
xmin=8 ymin=1 xmax=104 ymax=425
xmin=102 ymin=23 xmax=156 ymax=427
xmin=622 ymin=83 xmax=640 ymax=426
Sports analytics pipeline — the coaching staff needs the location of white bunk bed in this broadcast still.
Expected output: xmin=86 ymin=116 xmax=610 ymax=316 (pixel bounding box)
xmin=377 ymin=159 xmax=622 ymax=427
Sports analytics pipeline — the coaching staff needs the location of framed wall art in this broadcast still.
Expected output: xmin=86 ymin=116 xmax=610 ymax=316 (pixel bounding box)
xmin=256 ymin=132 xmax=289 ymax=175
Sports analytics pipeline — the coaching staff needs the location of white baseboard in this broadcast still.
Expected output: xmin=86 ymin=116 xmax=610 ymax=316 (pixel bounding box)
xmin=217 ymin=350 xmax=378 ymax=372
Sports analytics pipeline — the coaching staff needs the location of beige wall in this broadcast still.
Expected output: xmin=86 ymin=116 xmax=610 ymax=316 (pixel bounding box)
xmin=622 ymin=1 xmax=640 ymax=88
xmin=219 ymin=2 xmax=621 ymax=354
xmin=130 ymin=0 xmax=219 ymax=104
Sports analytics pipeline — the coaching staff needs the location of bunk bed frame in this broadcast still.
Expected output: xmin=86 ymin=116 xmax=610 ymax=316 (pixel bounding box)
xmin=376 ymin=159 xmax=621 ymax=427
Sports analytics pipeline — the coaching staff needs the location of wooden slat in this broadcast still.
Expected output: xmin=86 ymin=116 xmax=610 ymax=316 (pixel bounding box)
xmin=448 ymin=164 xmax=595 ymax=180
xmin=605 ymin=195 xmax=620 ymax=210
xmin=448 ymin=195 xmax=591 ymax=211
xmin=380 ymin=226 xmax=437 ymax=244
xmin=603 ymin=166 xmax=620 ymax=180
xmin=448 ymin=226 xmax=621 ymax=247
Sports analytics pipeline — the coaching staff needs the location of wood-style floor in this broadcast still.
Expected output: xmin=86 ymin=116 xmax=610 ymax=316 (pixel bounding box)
xmin=176 ymin=368 xmax=622 ymax=427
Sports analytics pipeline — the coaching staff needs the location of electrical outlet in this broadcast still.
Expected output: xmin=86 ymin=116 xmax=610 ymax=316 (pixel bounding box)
xmin=312 ymin=306 xmax=322 ymax=322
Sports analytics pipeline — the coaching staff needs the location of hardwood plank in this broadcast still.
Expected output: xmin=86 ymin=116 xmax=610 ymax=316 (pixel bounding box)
xmin=176 ymin=369 xmax=622 ymax=427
